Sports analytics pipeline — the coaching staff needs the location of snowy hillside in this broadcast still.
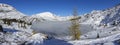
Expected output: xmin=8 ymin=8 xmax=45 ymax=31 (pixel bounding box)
xmin=80 ymin=3 xmax=120 ymax=26
xmin=0 ymin=3 xmax=26 ymax=19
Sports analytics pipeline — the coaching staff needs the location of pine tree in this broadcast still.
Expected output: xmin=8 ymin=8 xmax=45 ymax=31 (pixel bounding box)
xmin=69 ymin=8 xmax=80 ymax=40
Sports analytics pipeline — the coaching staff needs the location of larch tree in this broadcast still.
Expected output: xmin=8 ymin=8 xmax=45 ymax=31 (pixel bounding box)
xmin=69 ymin=8 xmax=81 ymax=40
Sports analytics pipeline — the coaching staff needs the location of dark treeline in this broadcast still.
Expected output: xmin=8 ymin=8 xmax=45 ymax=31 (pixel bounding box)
xmin=0 ymin=18 xmax=32 ymax=28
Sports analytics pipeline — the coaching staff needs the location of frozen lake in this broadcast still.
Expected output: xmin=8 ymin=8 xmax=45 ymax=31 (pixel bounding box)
xmin=31 ymin=21 xmax=94 ymax=36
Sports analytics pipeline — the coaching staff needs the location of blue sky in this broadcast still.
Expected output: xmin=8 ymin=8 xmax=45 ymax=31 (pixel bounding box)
xmin=0 ymin=0 xmax=120 ymax=16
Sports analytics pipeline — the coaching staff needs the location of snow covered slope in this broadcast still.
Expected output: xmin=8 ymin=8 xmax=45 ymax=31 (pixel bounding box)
xmin=100 ymin=4 xmax=120 ymax=26
xmin=80 ymin=3 xmax=120 ymax=26
xmin=31 ymin=12 xmax=57 ymax=21
xmin=0 ymin=3 xmax=26 ymax=19
xmin=31 ymin=12 xmax=71 ymax=21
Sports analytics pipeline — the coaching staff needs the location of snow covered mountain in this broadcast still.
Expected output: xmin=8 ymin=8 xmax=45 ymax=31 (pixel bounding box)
xmin=0 ymin=3 xmax=120 ymax=24
xmin=0 ymin=3 xmax=70 ymax=22
xmin=100 ymin=4 xmax=120 ymax=26
xmin=80 ymin=3 xmax=120 ymax=26
xmin=0 ymin=3 xmax=26 ymax=19
xmin=31 ymin=12 xmax=71 ymax=21
xmin=31 ymin=3 xmax=120 ymax=26
xmin=32 ymin=12 xmax=57 ymax=21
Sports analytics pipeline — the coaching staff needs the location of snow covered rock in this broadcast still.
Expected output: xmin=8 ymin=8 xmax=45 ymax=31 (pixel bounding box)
xmin=26 ymin=33 xmax=47 ymax=45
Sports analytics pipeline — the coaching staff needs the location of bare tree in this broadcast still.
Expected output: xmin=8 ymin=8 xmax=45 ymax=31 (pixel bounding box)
xmin=69 ymin=8 xmax=80 ymax=40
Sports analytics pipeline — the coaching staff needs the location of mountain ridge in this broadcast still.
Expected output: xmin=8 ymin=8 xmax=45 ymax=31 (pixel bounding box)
xmin=0 ymin=3 xmax=120 ymax=25
xmin=0 ymin=3 xmax=26 ymax=19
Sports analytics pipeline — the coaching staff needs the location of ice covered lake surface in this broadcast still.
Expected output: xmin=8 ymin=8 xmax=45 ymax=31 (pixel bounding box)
xmin=31 ymin=21 xmax=94 ymax=36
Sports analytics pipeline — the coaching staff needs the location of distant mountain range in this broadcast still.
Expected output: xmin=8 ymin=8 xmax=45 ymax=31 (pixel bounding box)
xmin=0 ymin=3 xmax=120 ymax=26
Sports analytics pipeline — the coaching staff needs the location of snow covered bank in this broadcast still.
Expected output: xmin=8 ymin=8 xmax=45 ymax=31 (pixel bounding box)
xmin=69 ymin=33 xmax=120 ymax=45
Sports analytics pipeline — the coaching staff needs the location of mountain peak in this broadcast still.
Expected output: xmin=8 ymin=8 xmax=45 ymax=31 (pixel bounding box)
xmin=0 ymin=3 xmax=26 ymax=19
xmin=36 ymin=12 xmax=54 ymax=17
xmin=32 ymin=12 xmax=56 ymax=19
xmin=0 ymin=3 xmax=15 ymax=12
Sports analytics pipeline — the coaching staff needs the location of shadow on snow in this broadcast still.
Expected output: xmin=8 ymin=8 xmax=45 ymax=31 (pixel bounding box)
xmin=43 ymin=38 xmax=72 ymax=45
xmin=3 ymin=28 xmax=19 ymax=33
